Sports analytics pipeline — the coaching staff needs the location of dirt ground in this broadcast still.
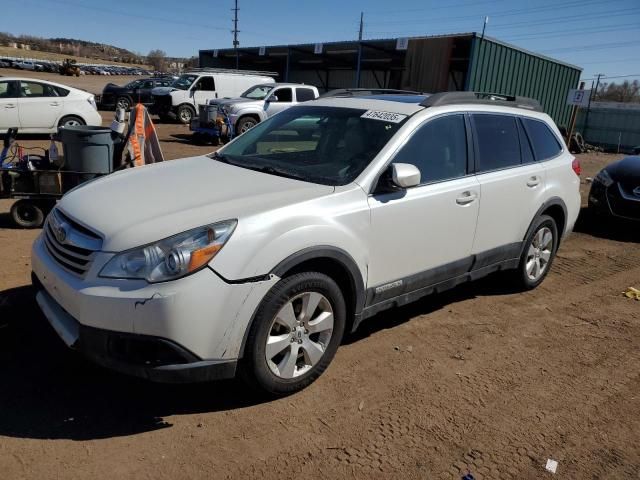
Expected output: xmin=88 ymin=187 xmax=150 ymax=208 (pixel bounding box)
xmin=1 ymin=73 xmax=639 ymax=479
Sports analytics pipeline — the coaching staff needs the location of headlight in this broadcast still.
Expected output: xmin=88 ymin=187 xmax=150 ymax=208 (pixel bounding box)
xmin=594 ymin=169 xmax=614 ymax=187
xmin=99 ymin=220 xmax=237 ymax=283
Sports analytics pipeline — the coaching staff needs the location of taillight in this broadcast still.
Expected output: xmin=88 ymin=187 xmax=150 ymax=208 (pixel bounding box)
xmin=572 ymin=158 xmax=581 ymax=176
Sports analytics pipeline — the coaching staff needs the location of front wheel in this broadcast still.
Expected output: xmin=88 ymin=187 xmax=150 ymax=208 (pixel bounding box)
xmin=58 ymin=115 xmax=85 ymax=128
xmin=176 ymin=104 xmax=195 ymax=124
xmin=116 ymin=96 xmax=131 ymax=111
xmin=236 ymin=116 xmax=258 ymax=135
xmin=515 ymin=215 xmax=558 ymax=290
xmin=240 ymin=272 xmax=346 ymax=396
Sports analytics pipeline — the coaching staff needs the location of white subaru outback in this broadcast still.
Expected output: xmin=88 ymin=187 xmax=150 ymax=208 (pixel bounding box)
xmin=32 ymin=92 xmax=581 ymax=395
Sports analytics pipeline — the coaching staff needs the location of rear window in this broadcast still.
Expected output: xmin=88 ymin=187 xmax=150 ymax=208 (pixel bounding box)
xmin=296 ymin=88 xmax=316 ymax=102
xmin=472 ymin=114 xmax=521 ymax=172
xmin=522 ymin=118 xmax=562 ymax=161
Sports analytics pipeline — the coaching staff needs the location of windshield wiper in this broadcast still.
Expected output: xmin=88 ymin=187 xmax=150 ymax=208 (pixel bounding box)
xmin=245 ymin=164 xmax=308 ymax=182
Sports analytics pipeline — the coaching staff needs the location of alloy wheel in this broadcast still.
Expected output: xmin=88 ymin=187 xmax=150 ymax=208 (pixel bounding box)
xmin=525 ymin=226 xmax=553 ymax=281
xmin=265 ymin=292 xmax=334 ymax=379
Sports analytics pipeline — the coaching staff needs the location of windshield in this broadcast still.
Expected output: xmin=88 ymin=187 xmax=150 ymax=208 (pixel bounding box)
xmin=214 ymin=106 xmax=408 ymax=186
xmin=171 ymin=74 xmax=198 ymax=90
xmin=125 ymin=80 xmax=142 ymax=89
xmin=241 ymin=85 xmax=274 ymax=100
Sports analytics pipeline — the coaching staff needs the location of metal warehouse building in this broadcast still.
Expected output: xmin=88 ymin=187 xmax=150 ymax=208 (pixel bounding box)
xmin=199 ymin=33 xmax=581 ymax=126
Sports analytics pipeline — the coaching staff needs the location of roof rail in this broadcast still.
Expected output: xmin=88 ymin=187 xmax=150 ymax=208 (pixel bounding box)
xmin=185 ymin=67 xmax=279 ymax=77
xmin=420 ymin=92 xmax=542 ymax=111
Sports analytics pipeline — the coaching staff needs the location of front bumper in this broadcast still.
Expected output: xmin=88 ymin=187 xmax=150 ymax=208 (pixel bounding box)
xmin=35 ymin=282 xmax=236 ymax=382
xmin=589 ymin=181 xmax=640 ymax=220
xmin=31 ymin=234 xmax=279 ymax=380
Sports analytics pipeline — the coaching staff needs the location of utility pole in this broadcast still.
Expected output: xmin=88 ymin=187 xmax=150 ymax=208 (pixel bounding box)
xmin=481 ymin=16 xmax=488 ymax=40
xmin=584 ymin=73 xmax=603 ymax=136
xmin=232 ymin=0 xmax=240 ymax=69
xmin=358 ymin=12 xmax=364 ymax=41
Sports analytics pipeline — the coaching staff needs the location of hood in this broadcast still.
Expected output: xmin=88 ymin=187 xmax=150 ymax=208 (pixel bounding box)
xmin=211 ymin=97 xmax=259 ymax=108
xmin=57 ymin=156 xmax=334 ymax=252
xmin=102 ymin=83 xmax=122 ymax=93
xmin=606 ymin=156 xmax=640 ymax=182
xmin=151 ymin=86 xmax=175 ymax=96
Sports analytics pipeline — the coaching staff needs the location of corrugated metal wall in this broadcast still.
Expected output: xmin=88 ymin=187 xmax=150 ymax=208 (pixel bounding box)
xmin=575 ymin=108 xmax=640 ymax=152
xmin=466 ymin=37 xmax=581 ymax=126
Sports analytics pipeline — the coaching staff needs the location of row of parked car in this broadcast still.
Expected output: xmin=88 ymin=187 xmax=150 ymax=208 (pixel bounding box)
xmin=0 ymin=57 xmax=152 ymax=75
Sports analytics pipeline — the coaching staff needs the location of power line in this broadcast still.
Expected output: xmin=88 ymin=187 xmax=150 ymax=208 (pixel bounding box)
xmin=364 ymin=0 xmax=624 ymax=26
xmin=541 ymin=41 xmax=640 ymax=54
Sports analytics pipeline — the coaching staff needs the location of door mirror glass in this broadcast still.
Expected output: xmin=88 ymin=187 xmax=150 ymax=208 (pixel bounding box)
xmin=267 ymin=95 xmax=278 ymax=103
xmin=391 ymin=163 xmax=421 ymax=188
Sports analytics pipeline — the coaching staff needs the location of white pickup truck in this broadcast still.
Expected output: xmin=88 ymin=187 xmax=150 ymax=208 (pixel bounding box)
xmin=203 ymin=83 xmax=320 ymax=134
xmin=150 ymin=70 xmax=275 ymax=124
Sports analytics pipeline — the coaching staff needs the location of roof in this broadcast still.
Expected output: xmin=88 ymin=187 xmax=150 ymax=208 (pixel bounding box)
xmin=308 ymin=97 xmax=426 ymax=115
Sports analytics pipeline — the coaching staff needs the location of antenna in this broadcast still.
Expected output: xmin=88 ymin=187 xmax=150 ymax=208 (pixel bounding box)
xmin=232 ymin=0 xmax=240 ymax=69
xmin=358 ymin=12 xmax=364 ymax=41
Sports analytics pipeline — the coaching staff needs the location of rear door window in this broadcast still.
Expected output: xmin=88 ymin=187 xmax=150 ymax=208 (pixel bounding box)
xmin=471 ymin=114 xmax=521 ymax=172
xmin=522 ymin=118 xmax=562 ymax=161
xmin=392 ymin=114 xmax=468 ymax=184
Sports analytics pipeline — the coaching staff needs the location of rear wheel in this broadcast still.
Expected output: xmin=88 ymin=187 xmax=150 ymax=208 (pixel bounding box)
xmin=10 ymin=200 xmax=45 ymax=228
xmin=515 ymin=215 xmax=558 ymax=290
xmin=58 ymin=115 xmax=85 ymax=128
xmin=240 ymin=272 xmax=346 ymax=396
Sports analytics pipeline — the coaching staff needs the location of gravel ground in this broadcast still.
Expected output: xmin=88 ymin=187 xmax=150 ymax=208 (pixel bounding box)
xmin=0 ymin=71 xmax=638 ymax=479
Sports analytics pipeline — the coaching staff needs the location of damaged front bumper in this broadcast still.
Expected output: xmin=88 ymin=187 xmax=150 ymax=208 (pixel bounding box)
xmin=31 ymin=234 xmax=279 ymax=382
xmin=35 ymin=284 xmax=237 ymax=382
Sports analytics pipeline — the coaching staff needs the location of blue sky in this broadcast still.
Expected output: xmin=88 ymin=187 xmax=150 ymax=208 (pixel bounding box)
xmin=3 ymin=0 xmax=639 ymax=84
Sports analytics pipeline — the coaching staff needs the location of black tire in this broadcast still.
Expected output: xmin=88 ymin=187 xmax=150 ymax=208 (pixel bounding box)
xmin=10 ymin=200 xmax=45 ymax=228
xmin=176 ymin=104 xmax=195 ymax=124
xmin=57 ymin=115 xmax=85 ymax=128
xmin=116 ymin=96 xmax=131 ymax=111
xmin=240 ymin=272 xmax=346 ymax=396
xmin=515 ymin=215 xmax=558 ymax=290
xmin=236 ymin=116 xmax=259 ymax=135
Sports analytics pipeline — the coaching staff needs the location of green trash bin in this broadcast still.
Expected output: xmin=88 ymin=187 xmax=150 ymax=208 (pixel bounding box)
xmin=58 ymin=125 xmax=116 ymax=175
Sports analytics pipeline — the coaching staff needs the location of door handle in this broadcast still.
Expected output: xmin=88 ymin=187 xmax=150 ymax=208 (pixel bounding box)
xmin=526 ymin=176 xmax=541 ymax=188
xmin=456 ymin=191 xmax=478 ymax=205
xmin=4 ymin=104 xmax=16 ymax=108
xmin=49 ymin=102 xmax=60 ymax=106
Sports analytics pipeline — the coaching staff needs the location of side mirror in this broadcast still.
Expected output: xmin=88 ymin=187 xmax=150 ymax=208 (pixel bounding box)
xmin=390 ymin=163 xmax=421 ymax=188
xmin=268 ymin=95 xmax=279 ymax=103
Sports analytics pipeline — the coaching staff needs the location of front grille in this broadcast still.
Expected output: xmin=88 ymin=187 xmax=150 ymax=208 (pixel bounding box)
xmin=43 ymin=209 xmax=102 ymax=277
xmin=152 ymin=94 xmax=172 ymax=109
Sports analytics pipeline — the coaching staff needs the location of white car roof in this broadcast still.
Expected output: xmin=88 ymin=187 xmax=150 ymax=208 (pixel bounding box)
xmin=308 ymin=97 xmax=426 ymax=116
xmin=0 ymin=77 xmax=87 ymax=93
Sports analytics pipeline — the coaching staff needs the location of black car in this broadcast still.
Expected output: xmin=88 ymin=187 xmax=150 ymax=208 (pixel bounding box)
xmin=99 ymin=77 xmax=174 ymax=111
xmin=589 ymin=156 xmax=640 ymax=220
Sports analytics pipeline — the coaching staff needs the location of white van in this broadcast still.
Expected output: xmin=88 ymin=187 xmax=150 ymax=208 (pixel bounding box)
xmin=149 ymin=69 xmax=275 ymax=124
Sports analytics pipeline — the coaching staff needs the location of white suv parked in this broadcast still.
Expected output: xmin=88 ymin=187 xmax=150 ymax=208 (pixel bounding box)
xmin=150 ymin=70 xmax=275 ymax=124
xmin=32 ymin=92 xmax=580 ymax=395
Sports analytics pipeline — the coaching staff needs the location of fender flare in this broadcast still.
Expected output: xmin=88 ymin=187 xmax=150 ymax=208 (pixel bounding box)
xmin=238 ymin=246 xmax=366 ymax=357
xmin=519 ymin=196 xmax=568 ymax=258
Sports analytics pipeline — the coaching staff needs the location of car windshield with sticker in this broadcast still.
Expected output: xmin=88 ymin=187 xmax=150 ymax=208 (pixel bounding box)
xmin=217 ymin=106 xmax=408 ymax=186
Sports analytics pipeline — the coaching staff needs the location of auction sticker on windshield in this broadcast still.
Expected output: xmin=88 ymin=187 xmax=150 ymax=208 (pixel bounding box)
xmin=361 ymin=110 xmax=407 ymax=123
